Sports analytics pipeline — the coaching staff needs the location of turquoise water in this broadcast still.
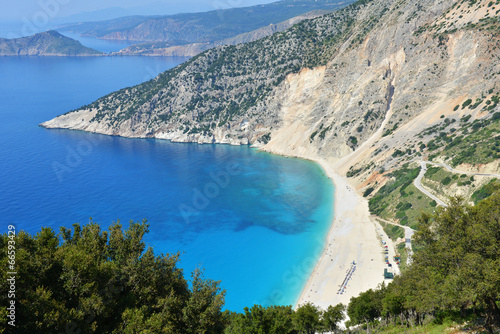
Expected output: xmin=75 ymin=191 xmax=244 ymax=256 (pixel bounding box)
xmin=0 ymin=54 xmax=334 ymax=311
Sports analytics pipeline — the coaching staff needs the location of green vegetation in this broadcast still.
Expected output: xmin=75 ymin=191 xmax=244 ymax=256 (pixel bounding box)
xmin=441 ymin=115 xmax=500 ymax=166
xmin=420 ymin=166 xmax=482 ymax=204
xmin=368 ymin=165 xmax=435 ymax=229
xmin=461 ymin=98 xmax=472 ymax=109
xmin=471 ymin=178 xmax=500 ymax=204
xmin=226 ymin=303 xmax=345 ymax=334
xmin=395 ymin=243 xmax=408 ymax=273
xmin=347 ymin=162 xmax=374 ymax=178
xmin=379 ymin=221 xmax=405 ymax=242
xmin=3 ymin=193 xmax=500 ymax=333
xmin=0 ymin=220 xmax=348 ymax=334
xmin=418 ymin=108 xmax=500 ymax=168
xmin=348 ymin=194 xmax=500 ymax=332
xmin=0 ymin=220 xmax=226 ymax=333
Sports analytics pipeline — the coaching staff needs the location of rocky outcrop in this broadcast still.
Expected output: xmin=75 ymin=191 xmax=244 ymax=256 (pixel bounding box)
xmin=0 ymin=30 xmax=103 ymax=56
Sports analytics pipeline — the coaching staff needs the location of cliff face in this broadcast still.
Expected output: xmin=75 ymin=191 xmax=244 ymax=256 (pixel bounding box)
xmin=264 ymin=0 xmax=500 ymax=172
xmin=0 ymin=31 xmax=103 ymax=56
xmin=42 ymin=0 xmax=500 ymax=177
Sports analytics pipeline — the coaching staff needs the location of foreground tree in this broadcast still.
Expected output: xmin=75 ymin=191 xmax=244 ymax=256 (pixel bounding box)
xmin=344 ymin=193 xmax=500 ymax=332
xmin=346 ymin=287 xmax=383 ymax=331
xmin=293 ymin=302 xmax=321 ymax=334
xmin=321 ymin=304 xmax=346 ymax=333
xmin=225 ymin=305 xmax=296 ymax=334
xmin=408 ymin=194 xmax=500 ymax=330
xmin=0 ymin=220 xmax=226 ymax=334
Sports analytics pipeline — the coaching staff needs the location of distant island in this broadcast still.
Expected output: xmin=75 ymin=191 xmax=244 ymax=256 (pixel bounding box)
xmin=0 ymin=30 xmax=103 ymax=56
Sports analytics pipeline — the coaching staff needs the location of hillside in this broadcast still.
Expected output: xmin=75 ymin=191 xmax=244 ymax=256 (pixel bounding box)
xmin=0 ymin=30 xmax=103 ymax=56
xmin=42 ymin=0 xmax=500 ymax=226
xmin=111 ymin=10 xmax=330 ymax=57
xmin=59 ymin=0 xmax=353 ymax=44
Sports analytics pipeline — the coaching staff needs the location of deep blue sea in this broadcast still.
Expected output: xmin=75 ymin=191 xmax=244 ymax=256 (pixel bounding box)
xmin=0 ymin=45 xmax=334 ymax=311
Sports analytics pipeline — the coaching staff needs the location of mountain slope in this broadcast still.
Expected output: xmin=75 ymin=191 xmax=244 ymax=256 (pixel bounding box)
xmin=111 ymin=10 xmax=330 ymax=57
xmin=0 ymin=30 xmax=103 ymax=56
xmin=42 ymin=0 xmax=500 ymax=223
xmin=59 ymin=0 xmax=353 ymax=43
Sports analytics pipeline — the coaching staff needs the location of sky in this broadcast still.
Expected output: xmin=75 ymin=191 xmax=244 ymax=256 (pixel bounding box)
xmin=0 ymin=0 xmax=276 ymax=21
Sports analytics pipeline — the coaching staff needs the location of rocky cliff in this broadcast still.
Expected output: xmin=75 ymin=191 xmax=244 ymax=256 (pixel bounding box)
xmin=42 ymin=0 xmax=500 ymax=219
xmin=0 ymin=30 xmax=103 ymax=56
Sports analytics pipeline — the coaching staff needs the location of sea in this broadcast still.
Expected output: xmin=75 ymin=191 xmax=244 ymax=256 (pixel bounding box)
xmin=0 ymin=27 xmax=334 ymax=311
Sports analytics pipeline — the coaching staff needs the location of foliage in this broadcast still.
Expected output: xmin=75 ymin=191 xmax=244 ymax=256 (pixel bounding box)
xmin=430 ymin=112 xmax=500 ymax=167
xmin=225 ymin=303 xmax=345 ymax=334
xmin=0 ymin=219 xmax=351 ymax=333
xmin=347 ymin=287 xmax=384 ymax=326
xmin=293 ymin=303 xmax=321 ymax=334
xmin=0 ymin=220 xmax=226 ymax=334
xmin=380 ymin=222 xmax=405 ymax=241
xmin=414 ymin=195 xmax=500 ymax=327
xmin=321 ymin=304 xmax=346 ymax=332
xmin=471 ymin=179 xmax=500 ymax=204
xmin=358 ymin=194 xmax=500 ymax=332
xmin=225 ymin=305 xmax=296 ymax=334
xmin=369 ymin=166 xmax=433 ymax=228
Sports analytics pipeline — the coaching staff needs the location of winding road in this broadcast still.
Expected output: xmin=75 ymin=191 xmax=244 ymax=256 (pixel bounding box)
xmin=382 ymin=161 xmax=499 ymax=265
xmin=413 ymin=160 xmax=500 ymax=208
xmin=413 ymin=161 xmax=449 ymax=207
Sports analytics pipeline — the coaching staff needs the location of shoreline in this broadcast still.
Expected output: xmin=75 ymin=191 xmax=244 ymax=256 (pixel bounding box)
xmin=290 ymin=157 xmax=397 ymax=310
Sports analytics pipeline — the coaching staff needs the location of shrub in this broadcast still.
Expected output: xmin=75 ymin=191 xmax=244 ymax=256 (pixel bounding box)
xmin=462 ymin=99 xmax=472 ymax=109
xmin=441 ymin=176 xmax=452 ymax=185
xmin=363 ymin=187 xmax=374 ymax=197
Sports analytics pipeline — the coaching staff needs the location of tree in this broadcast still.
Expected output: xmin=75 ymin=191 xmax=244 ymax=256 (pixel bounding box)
xmin=346 ymin=287 xmax=383 ymax=330
xmin=408 ymin=194 xmax=500 ymax=331
xmin=183 ymin=269 xmax=226 ymax=334
xmin=293 ymin=302 xmax=321 ymax=334
xmin=0 ymin=220 xmax=227 ymax=334
xmin=225 ymin=304 xmax=296 ymax=334
xmin=321 ymin=304 xmax=345 ymax=333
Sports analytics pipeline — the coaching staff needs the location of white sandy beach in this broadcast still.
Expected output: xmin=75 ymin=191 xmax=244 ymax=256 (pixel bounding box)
xmin=295 ymin=158 xmax=398 ymax=309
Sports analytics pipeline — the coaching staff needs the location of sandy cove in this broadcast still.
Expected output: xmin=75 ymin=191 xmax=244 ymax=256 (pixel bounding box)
xmin=293 ymin=157 xmax=399 ymax=309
